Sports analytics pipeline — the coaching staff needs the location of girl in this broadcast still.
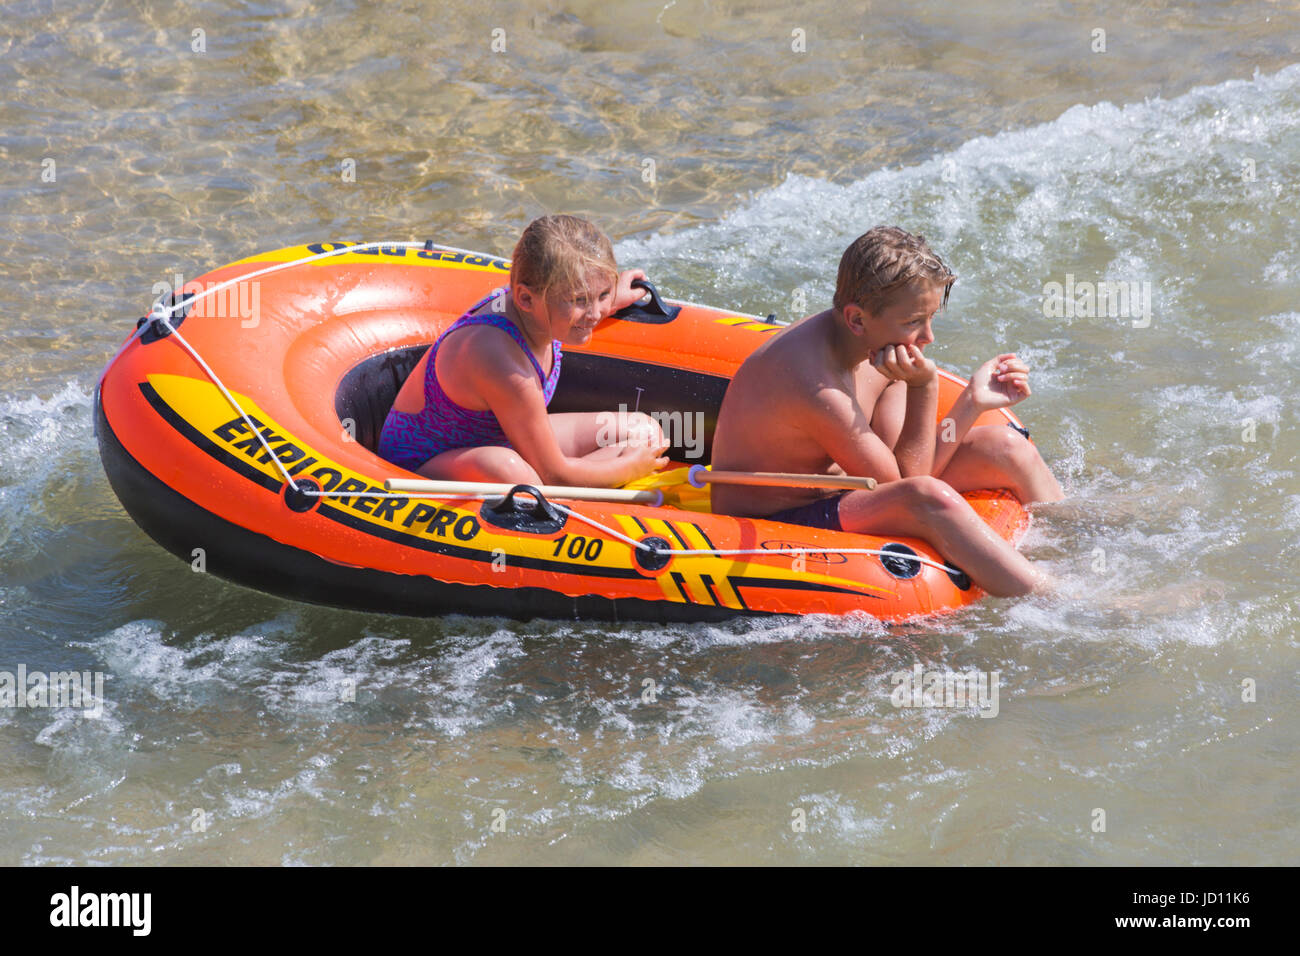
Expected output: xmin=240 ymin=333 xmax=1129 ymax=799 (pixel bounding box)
xmin=379 ymin=215 xmax=669 ymax=487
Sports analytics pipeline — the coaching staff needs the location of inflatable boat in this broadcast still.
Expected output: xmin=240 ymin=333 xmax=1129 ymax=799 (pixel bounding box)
xmin=94 ymin=241 xmax=1031 ymax=623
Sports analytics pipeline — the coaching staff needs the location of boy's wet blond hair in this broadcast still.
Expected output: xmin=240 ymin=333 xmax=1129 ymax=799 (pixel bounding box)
xmin=833 ymin=226 xmax=956 ymax=317
xmin=511 ymin=214 xmax=619 ymax=303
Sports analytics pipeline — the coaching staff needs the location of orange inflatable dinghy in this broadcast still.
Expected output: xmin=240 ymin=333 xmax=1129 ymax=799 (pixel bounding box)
xmin=95 ymin=241 xmax=1032 ymax=622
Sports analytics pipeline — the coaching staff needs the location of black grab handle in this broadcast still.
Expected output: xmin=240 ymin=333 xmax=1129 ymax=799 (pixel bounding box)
xmin=613 ymin=279 xmax=682 ymax=324
xmin=488 ymin=484 xmax=555 ymax=518
xmin=480 ymin=484 xmax=567 ymax=534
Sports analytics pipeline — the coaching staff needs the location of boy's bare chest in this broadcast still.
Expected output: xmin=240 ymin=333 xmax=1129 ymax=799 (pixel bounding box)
xmin=855 ymin=373 xmax=905 ymax=446
xmin=846 ymin=366 xmax=893 ymax=413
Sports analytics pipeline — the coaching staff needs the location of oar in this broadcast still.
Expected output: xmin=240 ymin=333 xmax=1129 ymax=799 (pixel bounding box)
xmin=384 ymin=478 xmax=664 ymax=506
xmin=687 ymin=465 xmax=876 ymax=491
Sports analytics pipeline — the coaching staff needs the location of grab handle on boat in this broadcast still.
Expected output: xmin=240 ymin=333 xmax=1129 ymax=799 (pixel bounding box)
xmin=613 ymin=279 xmax=681 ymax=324
xmin=479 ymin=484 xmax=568 ymax=535
xmin=488 ymin=484 xmax=558 ymax=519
xmin=384 ymin=478 xmax=663 ymax=505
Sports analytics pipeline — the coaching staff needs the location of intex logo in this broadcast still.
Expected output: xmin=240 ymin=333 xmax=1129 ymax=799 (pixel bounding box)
xmin=49 ymin=886 xmax=151 ymax=936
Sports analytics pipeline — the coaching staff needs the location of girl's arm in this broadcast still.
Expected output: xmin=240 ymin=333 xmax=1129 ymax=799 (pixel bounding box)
xmin=471 ymin=342 xmax=667 ymax=488
xmin=611 ymin=269 xmax=648 ymax=312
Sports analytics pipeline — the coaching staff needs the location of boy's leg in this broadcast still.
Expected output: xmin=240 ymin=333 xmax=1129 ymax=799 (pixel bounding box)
xmin=837 ymin=476 xmax=1047 ymax=596
xmin=937 ymin=425 xmax=1064 ymax=504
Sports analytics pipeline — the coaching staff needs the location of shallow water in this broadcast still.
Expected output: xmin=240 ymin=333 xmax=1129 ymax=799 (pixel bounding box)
xmin=2 ymin=0 xmax=1297 ymax=865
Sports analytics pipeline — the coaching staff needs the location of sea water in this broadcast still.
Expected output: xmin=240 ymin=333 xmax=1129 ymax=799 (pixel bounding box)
xmin=1 ymin=0 xmax=1296 ymax=865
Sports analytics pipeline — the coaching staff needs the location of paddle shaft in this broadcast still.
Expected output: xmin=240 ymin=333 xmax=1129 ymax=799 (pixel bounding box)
xmin=384 ymin=478 xmax=663 ymax=505
xmin=693 ymin=468 xmax=877 ymax=491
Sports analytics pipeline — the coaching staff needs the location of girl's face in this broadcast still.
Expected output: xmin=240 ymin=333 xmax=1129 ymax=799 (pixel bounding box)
xmin=546 ymin=269 xmax=617 ymax=345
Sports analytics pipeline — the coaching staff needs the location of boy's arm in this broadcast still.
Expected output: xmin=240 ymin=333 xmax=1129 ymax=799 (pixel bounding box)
xmin=800 ymin=387 xmax=904 ymax=484
xmin=893 ymin=379 xmax=938 ymax=477
xmin=931 ymin=353 xmax=1032 ymax=475
xmin=874 ymin=344 xmax=937 ymax=478
xmin=931 ymin=387 xmax=982 ymax=476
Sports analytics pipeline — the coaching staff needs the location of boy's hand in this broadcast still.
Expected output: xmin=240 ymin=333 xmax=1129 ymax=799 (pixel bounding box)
xmin=611 ymin=269 xmax=649 ymax=313
xmin=967 ymin=353 xmax=1031 ymax=410
xmin=870 ymin=344 xmax=937 ymax=389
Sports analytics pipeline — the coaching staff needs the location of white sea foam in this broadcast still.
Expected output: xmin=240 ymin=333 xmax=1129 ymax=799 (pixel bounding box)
xmin=0 ymin=381 xmax=96 ymax=539
xmin=620 ymin=64 xmax=1300 ymax=333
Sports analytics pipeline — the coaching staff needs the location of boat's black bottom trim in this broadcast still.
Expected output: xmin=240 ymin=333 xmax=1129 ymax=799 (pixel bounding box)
xmin=95 ymin=388 xmax=747 ymax=624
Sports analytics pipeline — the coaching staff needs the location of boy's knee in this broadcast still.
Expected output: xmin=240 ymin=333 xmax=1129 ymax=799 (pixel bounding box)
xmin=971 ymin=425 xmax=1030 ymax=467
xmin=898 ymin=475 xmax=963 ymax=512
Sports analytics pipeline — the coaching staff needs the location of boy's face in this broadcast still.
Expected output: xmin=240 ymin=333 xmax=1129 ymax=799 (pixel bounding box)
xmin=857 ymin=279 xmax=943 ymax=353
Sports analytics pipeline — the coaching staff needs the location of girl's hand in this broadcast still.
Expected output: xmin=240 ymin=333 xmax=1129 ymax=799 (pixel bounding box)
xmin=617 ymin=437 xmax=670 ymax=481
xmin=967 ymin=353 xmax=1031 ymax=410
xmin=611 ymin=269 xmax=649 ymax=314
xmin=870 ymin=343 xmax=937 ymax=389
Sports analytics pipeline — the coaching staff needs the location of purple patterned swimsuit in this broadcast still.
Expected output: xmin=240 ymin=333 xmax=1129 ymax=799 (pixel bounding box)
xmin=378 ymin=289 xmax=562 ymax=471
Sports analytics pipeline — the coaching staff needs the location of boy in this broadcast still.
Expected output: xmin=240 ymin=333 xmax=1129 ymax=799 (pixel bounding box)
xmin=709 ymin=226 xmax=1063 ymax=596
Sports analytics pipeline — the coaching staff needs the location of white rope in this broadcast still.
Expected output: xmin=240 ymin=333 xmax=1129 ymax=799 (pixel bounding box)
xmin=153 ymin=314 xmax=306 ymax=492
xmin=156 ymin=313 xmax=965 ymax=576
xmin=544 ymin=500 xmax=963 ymax=574
xmin=136 ymin=242 xmax=961 ymax=578
xmin=142 ymin=238 xmax=773 ymax=324
xmin=308 ymin=486 xmax=962 ymax=575
xmin=135 ymin=241 xmax=503 ymax=492
xmin=145 ymin=240 xmax=501 ymax=323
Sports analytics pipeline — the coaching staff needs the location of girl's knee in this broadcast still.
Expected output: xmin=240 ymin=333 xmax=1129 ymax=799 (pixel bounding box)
xmin=627 ymin=411 xmax=665 ymax=447
xmin=502 ymin=454 xmax=542 ymax=485
xmin=478 ymin=451 xmax=541 ymax=485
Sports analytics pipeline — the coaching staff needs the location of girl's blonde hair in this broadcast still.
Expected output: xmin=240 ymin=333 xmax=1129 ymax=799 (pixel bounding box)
xmin=510 ymin=215 xmax=618 ymax=302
